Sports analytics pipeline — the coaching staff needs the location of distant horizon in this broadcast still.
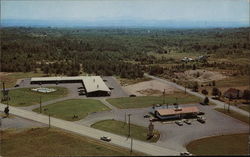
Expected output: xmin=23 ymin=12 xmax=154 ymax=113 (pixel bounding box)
xmin=1 ymin=19 xmax=249 ymax=29
xmin=1 ymin=0 xmax=249 ymax=28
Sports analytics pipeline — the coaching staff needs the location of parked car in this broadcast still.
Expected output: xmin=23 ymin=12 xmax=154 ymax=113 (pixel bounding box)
xmin=144 ymin=114 xmax=150 ymax=118
xmin=197 ymin=116 xmax=206 ymax=123
xmin=184 ymin=119 xmax=191 ymax=125
xmin=100 ymin=136 xmax=111 ymax=142
xmin=180 ymin=152 xmax=192 ymax=156
xmin=197 ymin=112 xmax=205 ymax=115
xmin=175 ymin=120 xmax=183 ymax=126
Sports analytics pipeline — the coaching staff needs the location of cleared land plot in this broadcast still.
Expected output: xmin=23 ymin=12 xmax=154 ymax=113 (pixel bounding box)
xmin=1 ymin=127 xmax=144 ymax=156
xmin=91 ymin=119 xmax=160 ymax=142
xmin=117 ymin=77 xmax=152 ymax=86
xmin=107 ymin=92 xmax=201 ymax=109
xmin=0 ymin=87 xmax=68 ymax=107
xmin=186 ymin=133 xmax=249 ymax=155
xmin=33 ymin=99 xmax=110 ymax=121
xmin=124 ymin=80 xmax=180 ymax=96
xmin=214 ymin=108 xmax=249 ymax=124
xmin=0 ymin=72 xmax=45 ymax=88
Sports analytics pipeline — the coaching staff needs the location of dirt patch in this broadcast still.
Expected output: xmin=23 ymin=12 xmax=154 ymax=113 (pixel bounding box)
xmin=124 ymin=80 xmax=180 ymax=96
xmin=0 ymin=72 xmax=12 ymax=78
xmin=175 ymin=69 xmax=227 ymax=83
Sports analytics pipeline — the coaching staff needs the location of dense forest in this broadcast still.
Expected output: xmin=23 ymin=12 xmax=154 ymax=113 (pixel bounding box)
xmin=1 ymin=27 xmax=250 ymax=79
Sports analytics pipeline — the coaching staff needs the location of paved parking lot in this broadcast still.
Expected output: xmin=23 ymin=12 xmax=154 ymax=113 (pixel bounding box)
xmin=78 ymin=104 xmax=249 ymax=152
xmin=16 ymin=76 xmax=128 ymax=98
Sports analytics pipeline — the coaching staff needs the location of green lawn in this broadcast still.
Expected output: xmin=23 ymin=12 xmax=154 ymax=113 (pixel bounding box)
xmin=107 ymin=92 xmax=201 ymax=109
xmin=1 ymin=127 xmax=145 ymax=156
xmin=0 ymin=87 xmax=68 ymax=107
xmin=33 ymin=99 xmax=110 ymax=121
xmin=91 ymin=119 xmax=160 ymax=143
xmin=186 ymin=133 xmax=249 ymax=155
xmin=215 ymin=108 xmax=249 ymax=124
xmin=0 ymin=72 xmax=45 ymax=88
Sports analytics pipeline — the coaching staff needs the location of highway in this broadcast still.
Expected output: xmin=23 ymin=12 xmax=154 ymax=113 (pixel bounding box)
xmin=144 ymin=73 xmax=249 ymax=117
xmin=0 ymin=103 xmax=179 ymax=156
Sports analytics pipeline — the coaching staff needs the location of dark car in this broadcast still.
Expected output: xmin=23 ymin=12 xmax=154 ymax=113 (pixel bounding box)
xmin=175 ymin=120 xmax=183 ymax=126
xmin=100 ymin=136 xmax=111 ymax=142
xmin=197 ymin=112 xmax=205 ymax=115
xmin=144 ymin=114 xmax=150 ymax=118
xmin=197 ymin=117 xmax=206 ymax=123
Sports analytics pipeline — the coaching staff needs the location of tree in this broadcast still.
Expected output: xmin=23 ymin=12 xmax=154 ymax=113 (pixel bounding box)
xmin=192 ymin=64 xmax=196 ymax=70
xmin=4 ymin=106 xmax=9 ymax=117
xmin=212 ymin=80 xmax=216 ymax=86
xmin=201 ymin=89 xmax=208 ymax=95
xmin=192 ymin=82 xmax=199 ymax=92
xmin=203 ymin=97 xmax=209 ymax=105
xmin=212 ymin=87 xmax=221 ymax=99
xmin=242 ymin=90 xmax=250 ymax=103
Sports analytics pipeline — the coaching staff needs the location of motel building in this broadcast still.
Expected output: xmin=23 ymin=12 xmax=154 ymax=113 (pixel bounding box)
xmin=154 ymin=106 xmax=200 ymax=120
xmin=30 ymin=76 xmax=111 ymax=97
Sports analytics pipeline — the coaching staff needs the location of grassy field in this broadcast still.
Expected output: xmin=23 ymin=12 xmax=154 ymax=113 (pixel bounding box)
xmin=215 ymin=108 xmax=249 ymax=124
xmin=186 ymin=133 xmax=249 ymax=155
xmin=33 ymin=99 xmax=110 ymax=121
xmin=216 ymin=76 xmax=249 ymax=88
xmin=91 ymin=119 xmax=160 ymax=143
xmin=0 ymin=127 xmax=145 ymax=156
xmin=0 ymin=72 xmax=45 ymax=88
xmin=239 ymin=105 xmax=250 ymax=113
xmin=0 ymin=87 xmax=68 ymax=107
xmin=107 ymin=92 xmax=201 ymax=109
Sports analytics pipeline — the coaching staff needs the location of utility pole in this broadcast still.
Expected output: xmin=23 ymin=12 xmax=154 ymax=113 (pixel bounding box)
xmin=163 ymin=89 xmax=166 ymax=104
xmin=39 ymin=96 xmax=42 ymax=113
xmin=49 ymin=113 xmax=51 ymax=128
xmin=185 ymin=83 xmax=187 ymax=94
xmin=130 ymin=137 xmax=133 ymax=155
xmin=128 ymin=114 xmax=132 ymax=138
xmin=124 ymin=112 xmax=127 ymax=126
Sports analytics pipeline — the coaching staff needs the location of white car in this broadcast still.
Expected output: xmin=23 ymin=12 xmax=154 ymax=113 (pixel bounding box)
xmin=184 ymin=119 xmax=192 ymax=125
xmin=100 ymin=136 xmax=111 ymax=142
xmin=180 ymin=152 xmax=192 ymax=156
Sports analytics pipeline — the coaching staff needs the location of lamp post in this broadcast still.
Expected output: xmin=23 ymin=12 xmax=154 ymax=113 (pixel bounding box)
xmin=128 ymin=114 xmax=132 ymax=138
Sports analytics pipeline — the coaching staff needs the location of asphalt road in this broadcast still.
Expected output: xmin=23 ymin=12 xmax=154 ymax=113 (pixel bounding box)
xmin=0 ymin=103 xmax=179 ymax=156
xmin=144 ymin=73 xmax=249 ymax=117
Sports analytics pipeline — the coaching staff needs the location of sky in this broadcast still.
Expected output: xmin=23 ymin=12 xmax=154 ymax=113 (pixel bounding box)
xmin=1 ymin=0 xmax=249 ymax=27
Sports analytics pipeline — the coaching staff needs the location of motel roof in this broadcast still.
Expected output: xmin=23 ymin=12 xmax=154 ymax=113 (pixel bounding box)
xmin=31 ymin=76 xmax=111 ymax=93
xmin=156 ymin=106 xmax=199 ymax=116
